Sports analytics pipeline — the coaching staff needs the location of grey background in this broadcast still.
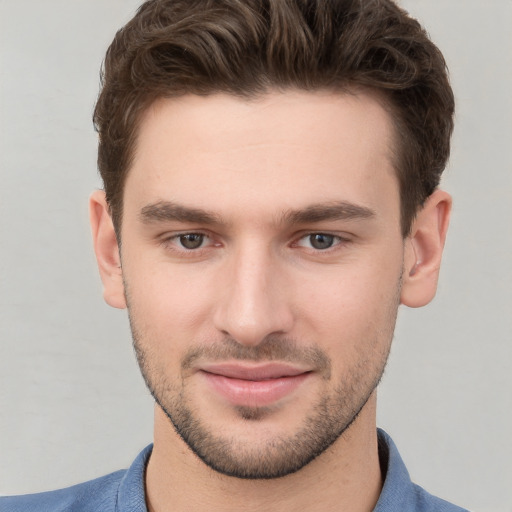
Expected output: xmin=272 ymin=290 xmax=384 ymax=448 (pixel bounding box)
xmin=0 ymin=1 xmax=511 ymax=510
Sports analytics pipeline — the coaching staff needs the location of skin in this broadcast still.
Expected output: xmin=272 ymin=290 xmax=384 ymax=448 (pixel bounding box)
xmin=90 ymin=90 xmax=451 ymax=512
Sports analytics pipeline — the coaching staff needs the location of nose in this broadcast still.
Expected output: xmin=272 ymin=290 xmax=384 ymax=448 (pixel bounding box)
xmin=213 ymin=244 xmax=294 ymax=346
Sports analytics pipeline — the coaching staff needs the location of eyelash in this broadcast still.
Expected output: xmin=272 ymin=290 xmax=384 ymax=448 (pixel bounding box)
xmin=160 ymin=232 xmax=215 ymax=254
xmin=294 ymin=233 xmax=351 ymax=252
xmin=160 ymin=231 xmax=351 ymax=255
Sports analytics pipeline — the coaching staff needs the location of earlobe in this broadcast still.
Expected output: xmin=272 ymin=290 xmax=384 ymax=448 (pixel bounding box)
xmin=89 ymin=190 xmax=127 ymax=309
xmin=400 ymin=189 xmax=452 ymax=308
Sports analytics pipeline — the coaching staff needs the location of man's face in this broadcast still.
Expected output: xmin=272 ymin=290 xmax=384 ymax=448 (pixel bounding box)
xmin=118 ymin=90 xmax=405 ymax=478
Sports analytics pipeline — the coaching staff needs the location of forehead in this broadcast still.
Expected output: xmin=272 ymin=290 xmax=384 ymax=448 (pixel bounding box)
xmin=124 ymin=89 xmax=399 ymax=225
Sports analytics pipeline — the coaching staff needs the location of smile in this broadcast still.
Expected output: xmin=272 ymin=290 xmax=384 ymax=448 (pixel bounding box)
xmin=199 ymin=363 xmax=313 ymax=408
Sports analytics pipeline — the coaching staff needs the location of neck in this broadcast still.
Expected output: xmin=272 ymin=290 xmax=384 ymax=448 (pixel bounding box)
xmin=145 ymin=395 xmax=382 ymax=512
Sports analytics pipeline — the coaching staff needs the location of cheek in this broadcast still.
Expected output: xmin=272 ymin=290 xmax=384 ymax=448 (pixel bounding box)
xmin=296 ymin=260 xmax=401 ymax=350
xmin=124 ymin=261 xmax=214 ymax=346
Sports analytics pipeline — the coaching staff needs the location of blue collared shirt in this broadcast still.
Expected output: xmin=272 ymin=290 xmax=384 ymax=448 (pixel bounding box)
xmin=0 ymin=430 xmax=468 ymax=511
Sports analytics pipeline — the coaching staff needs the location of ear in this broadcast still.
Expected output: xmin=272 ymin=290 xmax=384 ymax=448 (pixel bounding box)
xmin=400 ymin=189 xmax=452 ymax=308
xmin=89 ymin=190 xmax=126 ymax=309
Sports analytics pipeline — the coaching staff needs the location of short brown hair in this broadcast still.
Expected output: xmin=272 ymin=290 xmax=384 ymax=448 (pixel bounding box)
xmin=93 ymin=0 xmax=454 ymax=237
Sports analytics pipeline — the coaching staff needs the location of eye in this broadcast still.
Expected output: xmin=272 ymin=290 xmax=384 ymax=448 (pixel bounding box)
xmin=159 ymin=231 xmax=220 ymax=257
xmin=296 ymin=233 xmax=342 ymax=250
xmin=308 ymin=233 xmax=336 ymax=250
xmin=177 ymin=233 xmax=207 ymax=250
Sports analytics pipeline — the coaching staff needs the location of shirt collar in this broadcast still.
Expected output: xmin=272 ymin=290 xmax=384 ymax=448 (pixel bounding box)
xmin=116 ymin=444 xmax=151 ymax=512
xmin=115 ymin=429 xmax=415 ymax=511
xmin=373 ymin=428 xmax=416 ymax=510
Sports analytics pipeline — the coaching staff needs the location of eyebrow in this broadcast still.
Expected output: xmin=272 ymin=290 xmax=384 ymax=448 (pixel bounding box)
xmin=139 ymin=200 xmax=375 ymax=226
xmin=280 ymin=201 xmax=376 ymax=225
xmin=140 ymin=201 xmax=221 ymax=225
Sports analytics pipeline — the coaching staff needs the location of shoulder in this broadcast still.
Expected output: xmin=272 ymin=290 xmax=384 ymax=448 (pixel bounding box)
xmin=0 ymin=444 xmax=152 ymax=512
xmin=376 ymin=429 xmax=470 ymax=512
xmin=0 ymin=469 xmax=126 ymax=512
xmin=411 ymin=483 xmax=470 ymax=512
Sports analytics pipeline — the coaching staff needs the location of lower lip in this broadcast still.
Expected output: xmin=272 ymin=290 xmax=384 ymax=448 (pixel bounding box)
xmin=201 ymin=371 xmax=311 ymax=407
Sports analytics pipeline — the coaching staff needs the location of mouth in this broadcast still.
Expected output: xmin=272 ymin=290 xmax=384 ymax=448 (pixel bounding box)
xmin=198 ymin=363 xmax=313 ymax=408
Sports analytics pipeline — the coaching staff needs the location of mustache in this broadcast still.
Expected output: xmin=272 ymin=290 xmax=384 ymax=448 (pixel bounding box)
xmin=181 ymin=336 xmax=331 ymax=377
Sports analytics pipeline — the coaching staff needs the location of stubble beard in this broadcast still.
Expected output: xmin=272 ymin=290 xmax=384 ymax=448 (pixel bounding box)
xmin=130 ymin=327 xmax=394 ymax=480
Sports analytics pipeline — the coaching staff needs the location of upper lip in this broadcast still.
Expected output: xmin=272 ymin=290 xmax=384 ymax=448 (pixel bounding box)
xmin=199 ymin=363 xmax=311 ymax=381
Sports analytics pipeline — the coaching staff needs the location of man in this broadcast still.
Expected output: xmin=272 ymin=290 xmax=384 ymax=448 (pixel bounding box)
xmin=1 ymin=0 xmax=468 ymax=510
